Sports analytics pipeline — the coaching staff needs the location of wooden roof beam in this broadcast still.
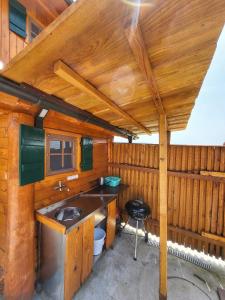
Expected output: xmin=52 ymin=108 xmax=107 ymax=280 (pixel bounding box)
xmin=54 ymin=60 xmax=151 ymax=135
xmin=125 ymin=25 xmax=167 ymax=122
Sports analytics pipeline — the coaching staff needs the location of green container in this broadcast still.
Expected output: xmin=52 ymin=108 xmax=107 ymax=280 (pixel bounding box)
xmin=104 ymin=176 xmax=121 ymax=187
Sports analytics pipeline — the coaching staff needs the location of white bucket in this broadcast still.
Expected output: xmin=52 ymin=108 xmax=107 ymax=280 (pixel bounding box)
xmin=94 ymin=228 xmax=106 ymax=256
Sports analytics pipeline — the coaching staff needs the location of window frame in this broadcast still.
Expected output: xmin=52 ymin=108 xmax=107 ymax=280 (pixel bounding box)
xmin=27 ymin=16 xmax=43 ymax=42
xmin=46 ymin=133 xmax=76 ymax=176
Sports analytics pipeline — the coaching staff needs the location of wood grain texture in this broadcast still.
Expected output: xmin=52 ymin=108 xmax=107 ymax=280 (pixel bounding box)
xmin=111 ymin=143 xmax=225 ymax=258
xmin=106 ymin=199 xmax=116 ymax=249
xmin=54 ymin=61 xmax=151 ymax=135
xmin=0 ymin=0 xmax=67 ymax=66
xmin=125 ymin=24 xmax=165 ymax=116
xmin=64 ymin=225 xmax=83 ymax=300
xmin=201 ymin=171 xmax=225 ymax=178
xmin=1 ymin=110 xmax=110 ymax=297
xmin=0 ymin=114 xmax=9 ymax=294
xmin=202 ymin=232 xmax=225 ymax=244
xmin=0 ymin=0 xmax=27 ymax=65
xmin=159 ymin=114 xmax=168 ymax=299
xmin=2 ymin=0 xmax=225 ymax=134
xmin=5 ymin=113 xmax=35 ymax=299
xmin=81 ymin=216 xmax=94 ymax=283
xmin=34 ymin=115 xmax=109 ymax=210
xmin=19 ymin=0 xmax=68 ymax=27
xmin=36 ymin=213 xmax=66 ymax=234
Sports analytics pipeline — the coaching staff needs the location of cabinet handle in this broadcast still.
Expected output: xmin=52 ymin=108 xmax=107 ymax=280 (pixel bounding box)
xmin=74 ymin=265 xmax=77 ymax=272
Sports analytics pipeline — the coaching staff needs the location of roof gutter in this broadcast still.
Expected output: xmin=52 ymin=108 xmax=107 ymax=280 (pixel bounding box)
xmin=0 ymin=75 xmax=135 ymax=138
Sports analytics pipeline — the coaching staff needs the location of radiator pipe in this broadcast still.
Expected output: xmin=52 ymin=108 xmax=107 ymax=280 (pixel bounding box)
xmin=0 ymin=75 xmax=134 ymax=138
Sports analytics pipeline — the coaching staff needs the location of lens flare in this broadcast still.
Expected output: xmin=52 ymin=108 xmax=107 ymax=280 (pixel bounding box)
xmin=121 ymin=0 xmax=155 ymax=7
xmin=0 ymin=60 xmax=4 ymax=70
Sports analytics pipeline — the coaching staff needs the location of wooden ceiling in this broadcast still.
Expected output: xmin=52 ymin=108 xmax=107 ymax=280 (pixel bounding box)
xmin=1 ymin=0 xmax=225 ymax=135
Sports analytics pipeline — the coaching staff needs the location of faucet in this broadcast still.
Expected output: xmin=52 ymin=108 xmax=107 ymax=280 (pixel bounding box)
xmin=54 ymin=180 xmax=70 ymax=192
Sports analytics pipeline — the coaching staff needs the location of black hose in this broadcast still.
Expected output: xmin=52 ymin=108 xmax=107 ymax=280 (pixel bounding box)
xmin=168 ymin=276 xmax=212 ymax=300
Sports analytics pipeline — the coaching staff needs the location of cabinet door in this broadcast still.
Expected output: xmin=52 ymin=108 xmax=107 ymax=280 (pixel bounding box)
xmin=81 ymin=216 xmax=94 ymax=283
xmin=64 ymin=225 xmax=83 ymax=300
xmin=106 ymin=199 xmax=117 ymax=249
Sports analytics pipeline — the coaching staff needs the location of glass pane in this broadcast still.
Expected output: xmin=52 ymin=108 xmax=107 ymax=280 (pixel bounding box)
xmin=50 ymin=140 xmax=62 ymax=154
xmin=50 ymin=155 xmax=62 ymax=171
xmin=64 ymin=141 xmax=73 ymax=153
xmin=64 ymin=155 xmax=73 ymax=169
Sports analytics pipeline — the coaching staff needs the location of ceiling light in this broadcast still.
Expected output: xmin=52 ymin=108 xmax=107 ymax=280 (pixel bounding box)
xmin=0 ymin=60 xmax=4 ymax=70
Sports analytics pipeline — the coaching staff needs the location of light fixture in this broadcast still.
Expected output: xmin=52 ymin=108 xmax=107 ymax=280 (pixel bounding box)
xmin=0 ymin=60 xmax=4 ymax=71
xmin=35 ymin=108 xmax=49 ymax=128
xmin=38 ymin=108 xmax=48 ymax=118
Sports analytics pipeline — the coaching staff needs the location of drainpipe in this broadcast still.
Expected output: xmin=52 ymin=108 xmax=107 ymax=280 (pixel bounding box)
xmin=0 ymin=75 xmax=135 ymax=139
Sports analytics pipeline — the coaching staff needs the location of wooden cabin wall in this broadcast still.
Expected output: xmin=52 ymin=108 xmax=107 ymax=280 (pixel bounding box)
xmin=0 ymin=109 xmax=111 ymax=297
xmin=110 ymin=143 xmax=225 ymax=259
xmin=34 ymin=112 xmax=110 ymax=210
xmin=0 ymin=0 xmax=63 ymax=65
xmin=0 ymin=0 xmax=27 ymax=65
xmin=0 ymin=114 xmax=9 ymax=293
xmin=34 ymin=138 xmax=108 ymax=209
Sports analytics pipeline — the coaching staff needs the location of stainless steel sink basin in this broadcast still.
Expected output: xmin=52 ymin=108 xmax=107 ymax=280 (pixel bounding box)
xmin=55 ymin=207 xmax=82 ymax=221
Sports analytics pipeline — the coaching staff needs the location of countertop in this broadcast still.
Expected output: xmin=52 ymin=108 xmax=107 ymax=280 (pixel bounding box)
xmin=84 ymin=184 xmax=128 ymax=196
xmin=36 ymin=184 xmax=127 ymax=234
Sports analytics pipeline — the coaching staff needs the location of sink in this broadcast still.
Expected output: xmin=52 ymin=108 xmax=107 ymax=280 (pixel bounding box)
xmin=55 ymin=207 xmax=82 ymax=222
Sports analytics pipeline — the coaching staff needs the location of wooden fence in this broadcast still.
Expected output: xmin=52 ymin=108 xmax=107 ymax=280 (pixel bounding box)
xmin=109 ymin=143 xmax=225 ymax=258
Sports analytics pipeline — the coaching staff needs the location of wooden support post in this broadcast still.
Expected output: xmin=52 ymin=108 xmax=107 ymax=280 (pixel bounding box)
xmin=159 ymin=114 xmax=168 ymax=300
xmin=5 ymin=113 xmax=35 ymax=299
xmin=167 ymin=131 xmax=171 ymax=145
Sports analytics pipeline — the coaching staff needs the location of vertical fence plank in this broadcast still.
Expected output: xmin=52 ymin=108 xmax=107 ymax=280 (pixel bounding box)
xmin=111 ymin=143 xmax=224 ymax=258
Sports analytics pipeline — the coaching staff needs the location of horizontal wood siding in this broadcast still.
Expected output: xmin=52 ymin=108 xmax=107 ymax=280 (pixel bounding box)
xmin=34 ymin=120 xmax=109 ymax=210
xmin=110 ymin=143 xmax=225 ymax=258
xmin=0 ymin=114 xmax=9 ymax=294
xmin=34 ymin=138 xmax=108 ymax=209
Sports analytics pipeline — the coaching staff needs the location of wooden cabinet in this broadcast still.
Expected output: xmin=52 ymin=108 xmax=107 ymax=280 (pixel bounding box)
xmin=38 ymin=199 xmax=117 ymax=300
xmin=81 ymin=216 xmax=94 ymax=283
xmin=65 ymin=225 xmax=83 ymax=300
xmin=106 ymin=199 xmax=117 ymax=249
xmin=64 ymin=216 xmax=94 ymax=300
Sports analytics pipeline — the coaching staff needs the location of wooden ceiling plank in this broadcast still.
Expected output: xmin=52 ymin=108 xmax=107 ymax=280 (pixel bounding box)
xmin=54 ymin=60 xmax=152 ymax=135
xmin=37 ymin=0 xmax=59 ymax=19
xmin=125 ymin=24 xmax=166 ymax=117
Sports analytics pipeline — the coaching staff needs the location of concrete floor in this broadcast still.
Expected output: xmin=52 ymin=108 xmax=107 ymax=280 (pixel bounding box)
xmin=30 ymin=226 xmax=225 ymax=300
xmin=74 ymin=232 xmax=225 ymax=300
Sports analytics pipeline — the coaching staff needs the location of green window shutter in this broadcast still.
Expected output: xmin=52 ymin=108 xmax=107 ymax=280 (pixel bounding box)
xmin=9 ymin=0 xmax=27 ymax=38
xmin=20 ymin=124 xmax=45 ymax=186
xmin=80 ymin=137 xmax=93 ymax=171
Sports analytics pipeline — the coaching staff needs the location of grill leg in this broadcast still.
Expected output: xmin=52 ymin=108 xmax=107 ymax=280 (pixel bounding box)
xmin=134 ymin=220 xmax=139 ymax=261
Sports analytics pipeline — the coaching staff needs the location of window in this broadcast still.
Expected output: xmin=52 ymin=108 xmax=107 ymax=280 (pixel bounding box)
xmin=47 ymin=134 xmax=75 ymax=175
xmin=80 ymin=137 xmax=93 ymax=171
xmin=9 ymin=0 xmax=27 ymax=38
xmin=27 ymin=17 xmax=42 ymax=42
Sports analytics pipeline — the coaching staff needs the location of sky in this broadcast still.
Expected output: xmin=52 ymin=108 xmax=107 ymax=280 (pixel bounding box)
xmin=115 ymin=25 xmax=225 ymax=146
